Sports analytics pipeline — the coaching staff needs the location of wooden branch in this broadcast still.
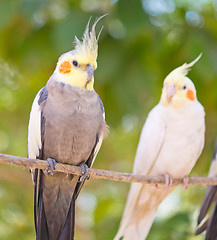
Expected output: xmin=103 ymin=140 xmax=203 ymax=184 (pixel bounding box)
xmin=0 ymin=153 xmax=216 ymax=186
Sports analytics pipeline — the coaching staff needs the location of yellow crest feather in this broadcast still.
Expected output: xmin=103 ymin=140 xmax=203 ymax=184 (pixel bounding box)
xmin=165 ymin=53 xmax=202 ymax=82
xmin=74 ymin=14 xmax=108 ymax=61
xmin=177 ymin=53 xmax=202 ymax=76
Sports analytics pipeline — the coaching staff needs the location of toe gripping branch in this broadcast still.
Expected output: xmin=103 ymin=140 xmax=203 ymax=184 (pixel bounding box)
xmin=79 ymin=163 xmax=90 ymax=182
xmin=44 ymin=158 xmax=57 ymax=176
xmin=44 ymin=158 xmax=89 ymax=180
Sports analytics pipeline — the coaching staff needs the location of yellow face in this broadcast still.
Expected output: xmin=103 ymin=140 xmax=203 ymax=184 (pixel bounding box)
xmin=161 ymin=77 xmax=197 ymax=108
xmin=55 ymin=51 xmax=97 ymax=91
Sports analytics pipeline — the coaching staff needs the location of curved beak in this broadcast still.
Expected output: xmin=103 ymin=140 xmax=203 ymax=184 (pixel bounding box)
xmin=166 ymin=83 xmax=176 ymax=102
xmin=85 ymin=64 xmax=95 ymax=83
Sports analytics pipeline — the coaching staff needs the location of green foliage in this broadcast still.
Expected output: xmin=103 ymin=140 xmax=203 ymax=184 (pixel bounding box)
xmin=0 ymin=0 xmax=216 ymax=239
xmin=148 ymin=212 xmax=192 ymax=240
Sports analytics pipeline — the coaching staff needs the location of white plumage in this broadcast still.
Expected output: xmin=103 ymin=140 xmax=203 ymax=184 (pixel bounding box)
xmin=28 ymin=89 xmax=43 ymax=159
xmin=114 ymin=55 xmax=205 ymax=240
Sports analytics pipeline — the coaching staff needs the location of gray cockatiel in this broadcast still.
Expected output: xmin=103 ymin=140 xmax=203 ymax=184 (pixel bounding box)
xmin=28 ymin=17 xmax=108 ymax=240
xmin=196 ymin=139 xmax=217 ymax=240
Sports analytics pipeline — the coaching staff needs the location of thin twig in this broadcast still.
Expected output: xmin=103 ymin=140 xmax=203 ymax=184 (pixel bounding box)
xmin=0 ymin=153 xmax=216 ymax=186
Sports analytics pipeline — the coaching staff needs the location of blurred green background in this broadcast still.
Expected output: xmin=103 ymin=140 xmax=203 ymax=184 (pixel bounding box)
xmin=0 ymin=0 xmax=217 ymax=239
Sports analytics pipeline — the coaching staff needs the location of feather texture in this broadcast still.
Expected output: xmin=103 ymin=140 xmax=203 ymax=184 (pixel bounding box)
xmin=114 ymin=56 xmax=205 ymax=240
xmin=196 ymin=139 xmax=217 ymax=240
xmin=28 ymin=16 xmax=107 ymax=240
xmin=28 ymin=80 xmax=107 ymax=240
xmin=114 ymin=103 xmax=205 ymax=240
xmin=165 ymin=53 xmax=202 ymax=84
xmin=74 ymin=15 xmax=107 ymax=63
xmin=28 ymin=89 xmax=43 ymax=159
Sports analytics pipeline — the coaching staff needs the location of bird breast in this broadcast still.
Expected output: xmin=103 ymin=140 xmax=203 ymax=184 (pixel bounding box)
xmin=151 ymin=103 xmax=205 ymax=178
xmin=40 ymin=79 xmax=105 ymax=165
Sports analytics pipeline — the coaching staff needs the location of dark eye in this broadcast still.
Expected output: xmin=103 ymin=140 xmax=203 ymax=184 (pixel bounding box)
xmin=72 ymin=60 xmax=78 ymax=67
xmin=183 ymin=85 xmax=187 ymax=90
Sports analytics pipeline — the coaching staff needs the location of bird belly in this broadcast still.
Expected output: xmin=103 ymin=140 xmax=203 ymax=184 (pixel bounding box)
xmin=42 ymin=100 xmax=102 ymax=165
xmin=150 ymin=124 xmax=204 ymax=178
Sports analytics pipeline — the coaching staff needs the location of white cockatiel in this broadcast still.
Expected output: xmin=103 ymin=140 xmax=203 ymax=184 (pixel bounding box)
xmin=114 ymin=54 xmax=205 ymax=240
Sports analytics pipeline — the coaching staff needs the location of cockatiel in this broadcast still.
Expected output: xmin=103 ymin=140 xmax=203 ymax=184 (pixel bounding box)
xmin=114 ymin=54 xmax=205 ymax=240
xmin=196 ymin=139 xmax=217 ymax=240
xmin=28 ymin=16 xmax=108 ymax=240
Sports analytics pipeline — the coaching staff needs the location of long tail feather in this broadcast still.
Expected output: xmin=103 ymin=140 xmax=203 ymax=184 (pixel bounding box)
xmin=36 ymin=192 xmax=49 ymax=240
xmin=59 ymin=196 xmax=76 ymax=240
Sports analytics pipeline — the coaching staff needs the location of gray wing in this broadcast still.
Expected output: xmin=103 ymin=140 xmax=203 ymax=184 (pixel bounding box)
xmin=205 ymin=203 xmax=217 ymax=240
xmin=28 ymin=86 xmax=47 ymax=190
xmin=196 ymin=139 xmax=217 ymax=238
xmin=197 ymin=186 xmax=217 ymax=226
xmin=97 ymin=93 xmax=105 ymax=119
xmin=28 ymin=87 xmax=48 ymax=233
xmin=74 ymin=95 xmax=106 ymax=199
xmin=28 ymin=86 xmax=47 ymax=160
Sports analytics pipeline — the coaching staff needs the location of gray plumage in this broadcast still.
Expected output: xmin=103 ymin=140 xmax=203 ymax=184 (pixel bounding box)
xmin=29 ymin=77 xmax=107 ymax=240
xmin=28 ymin=16 xmax=108 ymax=239
xmin=196 ymin=139 xmax=217 ymax=240
xmin=41 ymin=79 xmax=105 ymax=165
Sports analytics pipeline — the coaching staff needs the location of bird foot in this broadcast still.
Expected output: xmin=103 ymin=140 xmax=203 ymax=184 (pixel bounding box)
xmin=155 ymin=174 xmax=173 ymax=191
xmin=44 ymin=158 xmax=57 ymax=176
xmin=182 ymin=176 xmax=189 ymax=190
xmin=164 ymin=174 xmax=173 ymax=192
xmin=79 ymin=163 xmax=90 ymax=182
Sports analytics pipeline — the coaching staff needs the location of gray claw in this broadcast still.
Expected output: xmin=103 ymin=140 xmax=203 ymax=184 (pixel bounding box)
xmin=45 ymin=158 xmax=57 ymax=176
xmin=79 ymin=163 xmax=89 ymax=182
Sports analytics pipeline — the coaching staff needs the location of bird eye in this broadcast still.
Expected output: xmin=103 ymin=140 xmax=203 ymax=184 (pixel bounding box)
xmin=72 ymin=60 xmax=79 ymax=67
xmin=183 ymin=85 xmax=187 ymax=90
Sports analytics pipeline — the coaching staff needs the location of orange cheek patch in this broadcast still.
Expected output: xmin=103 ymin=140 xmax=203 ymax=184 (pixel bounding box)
xmin=59 ymin=61 xmax=71 ymax=74
xmin=186 ymin=89 xmax=195 ymax=101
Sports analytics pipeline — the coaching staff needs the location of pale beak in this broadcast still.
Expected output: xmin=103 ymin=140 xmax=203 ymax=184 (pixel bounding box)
xmin=166 ymin=83 xmax=176 ymax=102
xmin=85 ymin=64 xmax=95 ymax=83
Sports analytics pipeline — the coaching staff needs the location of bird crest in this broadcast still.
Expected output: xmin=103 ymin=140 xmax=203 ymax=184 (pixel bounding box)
xmin=74 ymin=15 xmax=107 ymax=62
xmin=165 ymin=53 xmax=202 ymax=83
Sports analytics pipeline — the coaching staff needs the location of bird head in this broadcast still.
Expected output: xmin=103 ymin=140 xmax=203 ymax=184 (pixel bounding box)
xmin=160 ymin=54 xmax=202 ymax=108
xmin=53 ymin=15 xmax=106 ymax=91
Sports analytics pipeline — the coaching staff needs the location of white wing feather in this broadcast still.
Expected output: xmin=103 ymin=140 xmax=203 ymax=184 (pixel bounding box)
xmin=115 ymin=105 xmax=167 ymax=240
xmin=28 ymin=89 xmax=43 ymax=159
xmin=133 ymin=104 xmax=166 ymax=175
